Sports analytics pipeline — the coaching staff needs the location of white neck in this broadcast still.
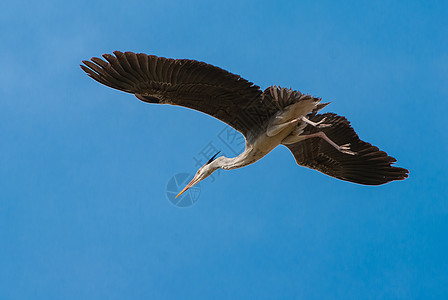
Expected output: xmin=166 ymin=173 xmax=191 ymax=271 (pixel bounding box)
xmin=212 ymin=147 xmax=261 ymax=170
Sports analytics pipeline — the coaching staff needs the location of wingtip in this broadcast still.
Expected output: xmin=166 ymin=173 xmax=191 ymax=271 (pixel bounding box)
xmin=79 ymin=64 xmax=90 ymax=72
xmin=102 ymin=53 xmax=115 ymax=61
xmin=113 ymin=50 xmax=124 ymax=57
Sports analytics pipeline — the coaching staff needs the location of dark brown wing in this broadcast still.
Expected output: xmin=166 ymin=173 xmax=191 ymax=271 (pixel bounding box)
xmin=284 ymin=113 xmax=409 ymax=185
xmin=81 ymin=51 xmax=264 ymax=136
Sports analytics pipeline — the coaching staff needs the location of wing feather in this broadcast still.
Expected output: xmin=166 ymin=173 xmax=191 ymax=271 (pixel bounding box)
xmin=81 ymin=51 xmax=262 ymax=136
xmin=284 ymin=113 xmax=409 ymax=185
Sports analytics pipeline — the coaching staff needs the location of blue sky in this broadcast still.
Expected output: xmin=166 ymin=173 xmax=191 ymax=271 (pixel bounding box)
xmin=1 ymin=0 xmax=447 ymax=299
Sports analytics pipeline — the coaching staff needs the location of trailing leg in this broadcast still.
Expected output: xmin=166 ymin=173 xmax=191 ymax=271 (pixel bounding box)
xmin=282 ymin=131 xmax=356 ymax=155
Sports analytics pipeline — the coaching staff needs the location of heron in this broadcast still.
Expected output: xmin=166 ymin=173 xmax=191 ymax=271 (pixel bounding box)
xmin=81 ymin=51 xmax=409 ymax=198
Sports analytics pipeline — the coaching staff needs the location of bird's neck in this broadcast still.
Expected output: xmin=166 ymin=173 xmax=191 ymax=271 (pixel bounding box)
xmin=213 ymin=147 xmax=261 ymax=170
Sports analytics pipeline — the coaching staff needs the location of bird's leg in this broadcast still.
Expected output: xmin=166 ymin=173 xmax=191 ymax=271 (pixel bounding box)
xmin=281 ymin=124 xmax=306 ymax=144
xmin=281 ymin=134 xmax=308 ymax=145
xmin=301 ymin=116 xmax=331 ymax=128
xmin=267 ymin=116 xmax=319 ymax=137
xmin=304 ymin=131 xmax=356 ymax=155
xmin=273 ymin=116 xmax=329 ymax=137
xmin=282 ymin=131 xmax=356 ymax=155
xmin=268 ymin=111 xmax=330 ymax=137
xmin=266 ymin=120 xmax=298 ymax=136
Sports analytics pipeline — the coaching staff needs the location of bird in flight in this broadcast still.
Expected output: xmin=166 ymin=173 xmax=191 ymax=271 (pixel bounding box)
xmin=81 ymin=51 xmax=408 ymax=198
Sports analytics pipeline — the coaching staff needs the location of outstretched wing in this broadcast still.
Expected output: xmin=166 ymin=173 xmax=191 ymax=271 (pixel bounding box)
xmin=81 ymin=51 xmax=265 ymax=136
xmin=284 ymin=113 xmax=409 ymax=185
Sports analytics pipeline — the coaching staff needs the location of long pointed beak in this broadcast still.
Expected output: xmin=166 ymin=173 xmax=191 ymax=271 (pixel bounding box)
xmin=175 ymin=175 xmax=198 ymax=199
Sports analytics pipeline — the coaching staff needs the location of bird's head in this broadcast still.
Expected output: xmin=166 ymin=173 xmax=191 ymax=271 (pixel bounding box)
xmin=175 ymin=151 xmax=221 ymax=199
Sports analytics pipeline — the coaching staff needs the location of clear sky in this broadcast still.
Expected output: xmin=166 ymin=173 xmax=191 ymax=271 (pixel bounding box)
xmin=1 ymin=0 xmax=447 ymax=299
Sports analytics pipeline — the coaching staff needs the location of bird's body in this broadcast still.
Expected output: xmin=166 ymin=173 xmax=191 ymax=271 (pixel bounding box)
xmin=223 ymin=98 xmax=325 ymax=169
xmin=81 ymin=51 xmax=408 ymax=196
